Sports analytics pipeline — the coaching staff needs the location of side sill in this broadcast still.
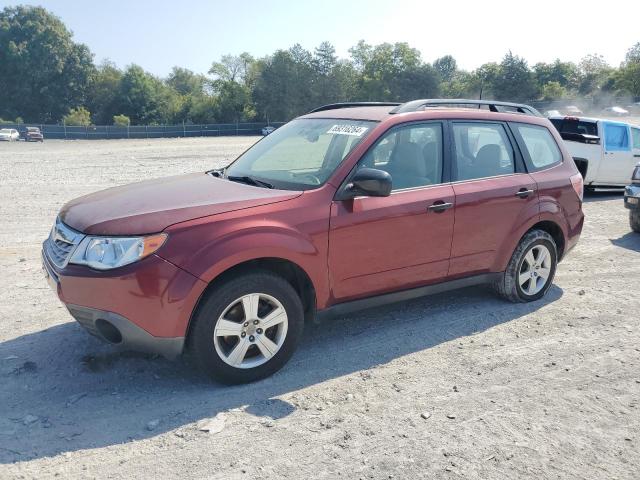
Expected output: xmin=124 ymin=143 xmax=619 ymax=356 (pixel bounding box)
xmin=316 ymin=273 xmax=502 ymax=321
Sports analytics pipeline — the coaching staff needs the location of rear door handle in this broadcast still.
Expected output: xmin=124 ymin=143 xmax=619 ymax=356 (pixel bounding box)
xmin=427 ymin=201 xmax=453 ymax=213
xmin=515 ymin=188 xmax=535 ymax=198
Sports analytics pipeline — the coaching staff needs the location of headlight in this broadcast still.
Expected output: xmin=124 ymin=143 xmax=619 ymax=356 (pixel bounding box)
xmin=632 ymin=165 xmax=640 ymax=183
xmin=69 ymin=233 xmax=167 ymax=270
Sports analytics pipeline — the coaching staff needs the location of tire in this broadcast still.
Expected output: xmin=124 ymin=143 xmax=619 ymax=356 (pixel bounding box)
xmin=189 ymin=270 xmax=304 ymax=384
xmin=493 ymin=229 xmax=557 ymax=303
xmin=631 ymin=211 xmax=640 ymax=233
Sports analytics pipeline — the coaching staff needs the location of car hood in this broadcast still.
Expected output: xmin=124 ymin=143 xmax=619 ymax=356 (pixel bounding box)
xmin=60 ymin=173 xmax=301 ymax=235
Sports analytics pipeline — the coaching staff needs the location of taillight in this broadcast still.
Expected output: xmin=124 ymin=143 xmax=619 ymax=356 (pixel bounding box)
xmin=570 ymin=173 xmax=583 ymax=201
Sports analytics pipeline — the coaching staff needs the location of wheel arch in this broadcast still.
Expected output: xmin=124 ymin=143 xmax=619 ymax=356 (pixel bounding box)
xmin=527 ymin=220 xmax=566 ymax=260
xmin=185 ymin=257 xmax=317 ymax=344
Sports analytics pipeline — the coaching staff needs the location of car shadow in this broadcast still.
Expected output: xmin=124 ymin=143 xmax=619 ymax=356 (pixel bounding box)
xmin=610 ymin=231 xmax=640 ymax=252
xmin=583 ymin=189 xmax=624 ymax=203
xmin=0 ymin=285 xmax=563 ymax=463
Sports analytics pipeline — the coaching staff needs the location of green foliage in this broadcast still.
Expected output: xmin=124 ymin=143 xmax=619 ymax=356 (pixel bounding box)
xmin=112 ymin=114 xmax=130 ymax=126
xmin=434 ymin=55 xmax=457 ymax=83
xmin=63 ymin=107 xmax=92 ymax=126
xmin=490 ymin=52 xmax=537 ymax=102
xmin=1 ymin=6 xmax=639 ymax=125
xmin=87 ymin=60 xmax=123 ymax=124
xmin=534 ymin=60 xmax=579 ymax=90
xmin=541 ymin=81 xmax=568 ymax=101
xmin=0 ymin=5 xmax=95 ymax=123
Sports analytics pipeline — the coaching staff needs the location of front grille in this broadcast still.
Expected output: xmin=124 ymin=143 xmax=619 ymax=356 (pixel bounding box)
xmin=44 ymin=218 xmax=84 ymax=268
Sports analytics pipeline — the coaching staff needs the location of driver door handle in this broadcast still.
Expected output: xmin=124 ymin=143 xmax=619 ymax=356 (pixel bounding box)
xmin=515 ymin=188 xmax=535 ymax=198
xmin=428 ymin=201 xmax=453 ymax=213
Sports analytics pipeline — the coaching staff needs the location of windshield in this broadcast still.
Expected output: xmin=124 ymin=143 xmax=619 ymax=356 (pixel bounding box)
xmin=0 ymin=129 xmax=10 ymax=133
xmin=225 ymin=118 xmax=377 ymax=190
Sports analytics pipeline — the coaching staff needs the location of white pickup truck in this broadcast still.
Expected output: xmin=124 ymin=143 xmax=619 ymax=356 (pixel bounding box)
xmin=549 ymin=116 xmax=640 ymax=188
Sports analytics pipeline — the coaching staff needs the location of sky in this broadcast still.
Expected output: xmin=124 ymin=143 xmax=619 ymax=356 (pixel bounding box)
xmin=1 ymin=0 xmax=638 ymax=77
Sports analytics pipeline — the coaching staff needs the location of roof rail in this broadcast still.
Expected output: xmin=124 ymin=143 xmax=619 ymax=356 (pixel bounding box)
xmin=389 ymin=99 xmax=542 ymax=117
xmin=309 ymin=102 xmax=401 ymax=113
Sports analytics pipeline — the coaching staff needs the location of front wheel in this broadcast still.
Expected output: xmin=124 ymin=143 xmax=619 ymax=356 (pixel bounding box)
xmin=494 ymin=229 xmax=557 ymax=303
xmin=189 ymin=271 xmax=304 ymax=384
xmin=631 ymin=211 xmax=640 ymax=233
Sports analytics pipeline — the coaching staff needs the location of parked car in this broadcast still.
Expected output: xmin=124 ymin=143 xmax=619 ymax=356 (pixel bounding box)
xmin=603 ymin=106 xmax=630 ymax=117
xmin=624 ymin=163 xmax=640 ymax=232
xmin=261 ymin=125 xmax=276 ymax=136
xmin=565 ymin=105 xmax=583 ymax=115
xmin=549 ymin=115 xmax=640 ymax=188
xmin=626 ymin=103 xmax=640 ymax=113
xmin=42 ymin=99 xmax=584 ymax=384
xmin=21 ymin=126 xmax=44 ymax=142
xmin=0 ymin=128 xmax=20 ymax=141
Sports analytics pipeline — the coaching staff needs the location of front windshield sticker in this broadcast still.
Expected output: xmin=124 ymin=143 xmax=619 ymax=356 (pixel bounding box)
xmin=327 ymin=125 xmax=369 ymax=136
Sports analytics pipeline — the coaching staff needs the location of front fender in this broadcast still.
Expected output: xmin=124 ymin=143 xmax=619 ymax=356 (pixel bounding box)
xmin=160 ymin=213 xmax=331 ymax=308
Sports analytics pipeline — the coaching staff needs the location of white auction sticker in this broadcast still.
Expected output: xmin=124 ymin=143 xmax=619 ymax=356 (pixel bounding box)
xmin=327 ymin=125 xmax=369 ymax=136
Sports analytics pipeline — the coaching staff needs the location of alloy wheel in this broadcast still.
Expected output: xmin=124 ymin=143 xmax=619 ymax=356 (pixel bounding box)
xmin=213 ymin=293 xmax=288 ymax=369
xmin=518 ymin=244 xmax=552 ymax=296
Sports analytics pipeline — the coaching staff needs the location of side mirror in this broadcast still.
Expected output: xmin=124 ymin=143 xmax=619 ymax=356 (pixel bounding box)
xmin=338 ymin=168 xmax=392 ymax=200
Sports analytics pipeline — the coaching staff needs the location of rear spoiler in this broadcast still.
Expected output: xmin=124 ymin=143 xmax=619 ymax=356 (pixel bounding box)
xmin=559 ymin=132 xmax=600 ymax=145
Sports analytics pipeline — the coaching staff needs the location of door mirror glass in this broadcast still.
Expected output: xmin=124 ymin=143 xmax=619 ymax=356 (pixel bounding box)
xmin=339 ymin=168 xmax=392 ymax=199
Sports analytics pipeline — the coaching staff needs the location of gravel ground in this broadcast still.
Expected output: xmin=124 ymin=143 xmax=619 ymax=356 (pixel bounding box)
xmin=0 ymin=138 xmax=639 ymax=479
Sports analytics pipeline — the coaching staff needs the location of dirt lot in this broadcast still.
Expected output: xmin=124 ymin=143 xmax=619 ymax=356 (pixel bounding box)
xmin=0 ymin=138 xmax=639 ymax=479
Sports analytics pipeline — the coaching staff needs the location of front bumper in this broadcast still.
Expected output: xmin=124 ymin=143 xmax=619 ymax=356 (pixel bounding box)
xmin=624 ymin=184 xmax=640 ymax=210
xmin=42 ymin=246 xmax=207 ymax=359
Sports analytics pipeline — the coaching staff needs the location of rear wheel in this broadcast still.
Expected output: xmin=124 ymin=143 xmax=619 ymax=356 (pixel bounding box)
xmin=189 ymin=271 xmax=304 ymax=384
xmin=494 ymin=229 xmax=557 ymax=303
xmin=631 ymin=211 xmax=640 ymax=233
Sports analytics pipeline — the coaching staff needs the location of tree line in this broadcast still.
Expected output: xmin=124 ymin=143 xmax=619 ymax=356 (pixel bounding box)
xmin=1 ymin=5 xmax=639 ymax=126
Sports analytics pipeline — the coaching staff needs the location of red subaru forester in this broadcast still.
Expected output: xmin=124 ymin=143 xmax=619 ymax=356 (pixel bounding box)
xmin=42 ymin=99 xmax=584 ymax=384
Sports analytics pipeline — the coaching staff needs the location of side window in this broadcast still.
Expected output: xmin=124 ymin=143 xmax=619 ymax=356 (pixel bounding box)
xmin=632 ymin=128 xmax=640 ymax=149
xmin=604 ymin=123 xmax=630 ymax=151
xmin=513 ymin=123 xmax=562 ymax=171
xmin=360 ymin=123 xmax=443 ymax=190
xmin=452 ymin=123 xmax=514 ymax=181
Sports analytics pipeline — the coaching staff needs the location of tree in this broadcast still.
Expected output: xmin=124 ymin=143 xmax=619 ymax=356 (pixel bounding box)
xmin=113 ymin=65 xmax=176 ymax=124
xmin=112 ymin=114 xmax=130 ymax=126
xmin=209 ymin=53 xmax=255 ymax=85
xmin=434 ymin=55 xmax=457 ymax=83
xmin=578 ymin=54 xmax=611 ymax=95
xmin=625 ymin=42 xmax=640 ymax=65
xmin=533 ymin=60 xmax=579 ymax=92
xmin=541 ymin=81 xmax=567 ymax=100
xmin=0 ymin=5 xmax=95 ymax=122
xmin=489 ymin=52 xmax=537 ymax=102
xmin=87 ymin=60 xmax=123 ymax=124
xmin=63 ymin=107 xmax=92 ymax=126
xmin=253 ymin=46 xmax=318 ymax=121
xmin=350 ymin=41 xmax=430 ymax=101
xmin=616 ymin=62 xmax=640 ymax=97
xmin=167 ymin=67 xmax=206 ymax=96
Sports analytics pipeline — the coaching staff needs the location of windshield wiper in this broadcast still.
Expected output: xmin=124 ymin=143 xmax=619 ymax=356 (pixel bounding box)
xmin=227 ymin=175 xmax=274 ymax=189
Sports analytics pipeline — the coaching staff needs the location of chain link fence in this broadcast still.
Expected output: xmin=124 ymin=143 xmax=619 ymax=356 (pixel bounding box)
xmin=0 ymin=122 xmax=286 ymax=140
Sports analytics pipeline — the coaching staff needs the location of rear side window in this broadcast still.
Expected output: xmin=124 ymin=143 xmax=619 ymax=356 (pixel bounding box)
xmin=513 ymin=124 xmax=562 ymax=171
xmin=631 ymin=127 xmax=640 ymax=149
xmin=550 ymin=118 xmax=598 ymax=136
xmin=604 ymin=123 xmax=630 ymax=151
xmin=452 ymin=123 xmax=514 ymax=181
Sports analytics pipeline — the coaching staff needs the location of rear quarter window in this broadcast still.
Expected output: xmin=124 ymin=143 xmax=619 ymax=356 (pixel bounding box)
xmin=512 ymin=123 xmax=562 ymax=171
